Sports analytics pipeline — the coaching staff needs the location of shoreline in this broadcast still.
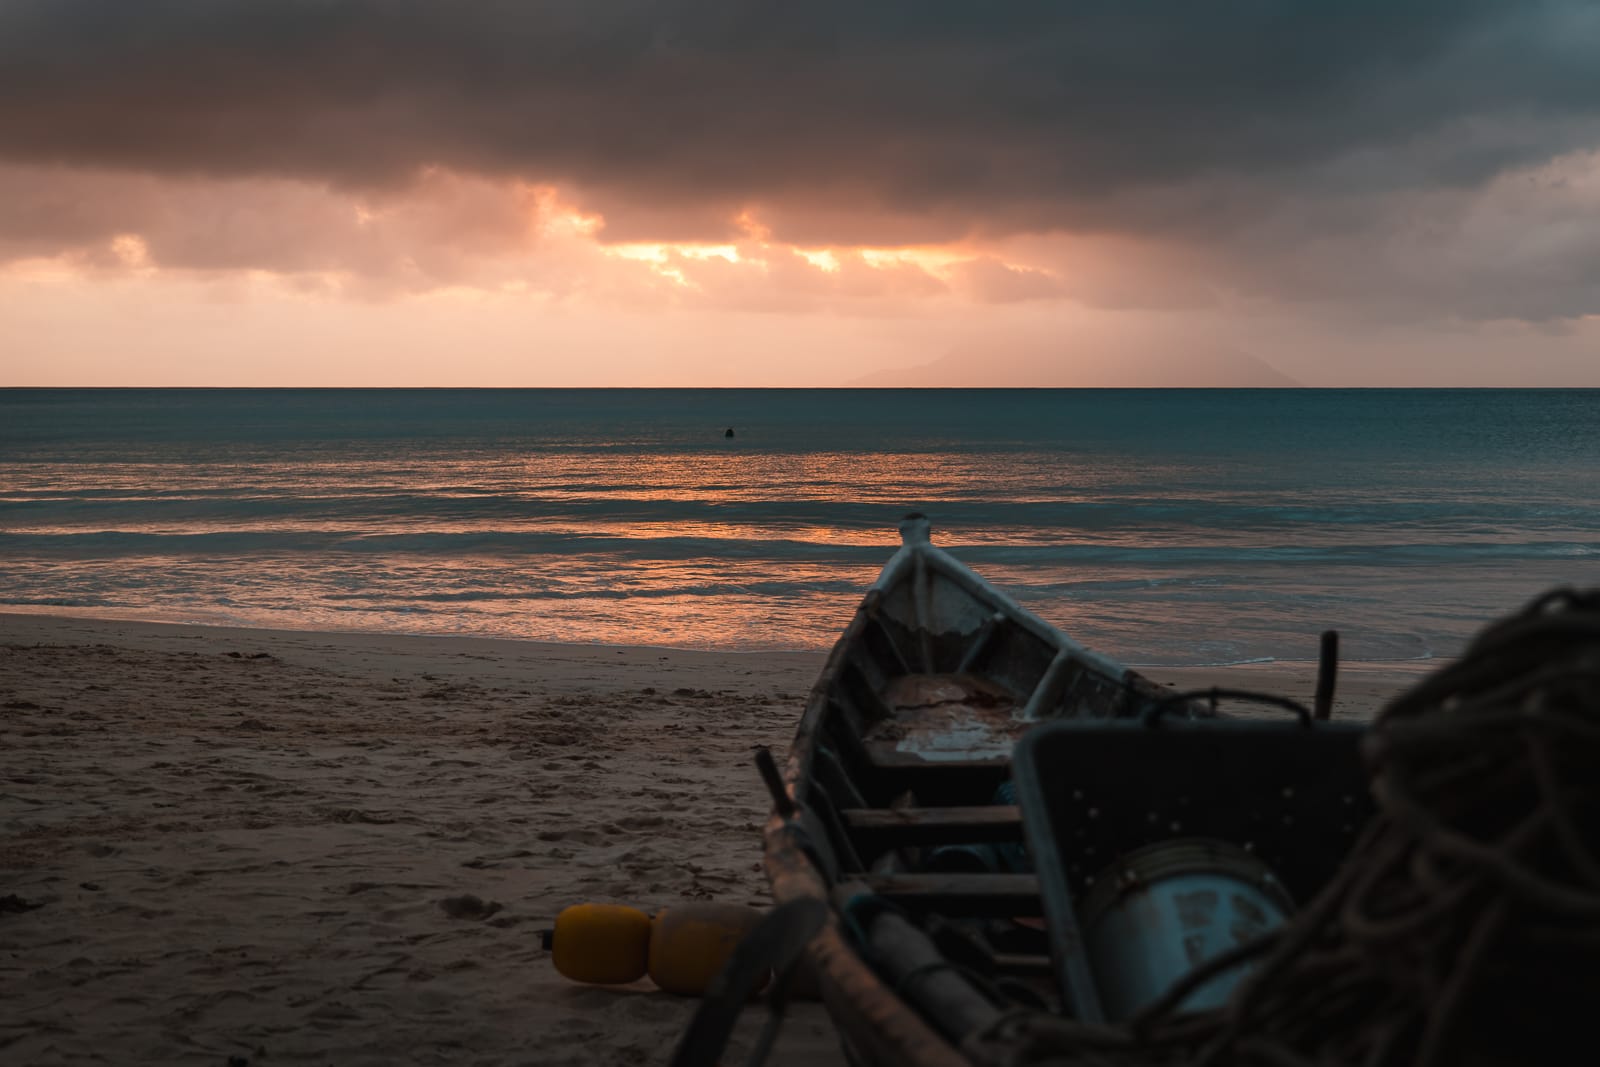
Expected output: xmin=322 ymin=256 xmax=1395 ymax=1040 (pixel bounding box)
xmin=0 ymin=613 xmax=1419 ymax=1064
xmin=0 ymin=607 xmax=1441 ymax=686
xmin=0 ymin=605 xmax=836 ymax=661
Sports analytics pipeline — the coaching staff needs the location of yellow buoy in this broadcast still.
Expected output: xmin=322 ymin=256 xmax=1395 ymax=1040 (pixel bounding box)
xmin=542 ymin=903 xmax=652 ymax=985
xmin=648 ymin=902 xmax=766 ymax=996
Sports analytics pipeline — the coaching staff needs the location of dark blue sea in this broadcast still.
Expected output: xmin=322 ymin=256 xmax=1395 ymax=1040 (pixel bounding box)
xmin=2 ymin=389 xmax=1596 ymax=668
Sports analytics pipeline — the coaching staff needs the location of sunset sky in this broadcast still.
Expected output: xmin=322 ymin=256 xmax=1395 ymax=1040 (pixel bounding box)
xmin=3 ymin=1 xmax=1599 ymax=386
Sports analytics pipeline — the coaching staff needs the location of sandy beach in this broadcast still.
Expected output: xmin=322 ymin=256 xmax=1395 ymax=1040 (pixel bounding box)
xmin=1 ymin=612 xmax=1413 ymax=1066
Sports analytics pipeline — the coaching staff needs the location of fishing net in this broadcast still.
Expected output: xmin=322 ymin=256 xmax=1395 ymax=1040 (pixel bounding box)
xmin=974 ymin=587 xmax=1600 ymax=1067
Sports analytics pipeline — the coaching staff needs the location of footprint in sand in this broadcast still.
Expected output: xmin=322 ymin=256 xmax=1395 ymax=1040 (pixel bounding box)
xmin=438 ymin=894 xmax=502 ymax=920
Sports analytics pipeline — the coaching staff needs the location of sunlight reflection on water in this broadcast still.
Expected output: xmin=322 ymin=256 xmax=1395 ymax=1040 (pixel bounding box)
xmin=3 ymin=388 xmax=1597 ymax=664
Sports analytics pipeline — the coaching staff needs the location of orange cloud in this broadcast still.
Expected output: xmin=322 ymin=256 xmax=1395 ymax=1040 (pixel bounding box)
xmin=0 ymin=164 xmax=1092 ymax=316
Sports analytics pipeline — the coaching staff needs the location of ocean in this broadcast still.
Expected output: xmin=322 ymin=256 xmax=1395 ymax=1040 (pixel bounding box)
xmin=2 ymin=388 xmax=1596 ymax=669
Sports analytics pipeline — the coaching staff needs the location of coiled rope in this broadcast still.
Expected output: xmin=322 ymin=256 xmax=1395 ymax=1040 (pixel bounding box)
xmin=973 ymin=587 xmax=1600 ymax=1067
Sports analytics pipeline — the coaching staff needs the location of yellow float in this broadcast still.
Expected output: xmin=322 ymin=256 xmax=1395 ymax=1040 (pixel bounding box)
xmin=542 ymin=902 xmax=768 ymax=996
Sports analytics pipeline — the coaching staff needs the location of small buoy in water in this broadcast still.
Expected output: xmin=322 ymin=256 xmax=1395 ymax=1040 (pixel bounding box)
xmin=541 ymin=901 xmax=766 ymax=995
xmin=724 ymin=427 xmax=735 ymax=438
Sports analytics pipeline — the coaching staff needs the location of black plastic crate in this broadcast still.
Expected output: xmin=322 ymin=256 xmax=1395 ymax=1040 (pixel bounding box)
xmin=1012 ymin=713 xmax=1373 ymax=1021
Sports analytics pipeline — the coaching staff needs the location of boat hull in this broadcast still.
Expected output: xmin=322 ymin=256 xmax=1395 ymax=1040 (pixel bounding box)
xmin=762 ymin=517 xmax=1189 ymax=1064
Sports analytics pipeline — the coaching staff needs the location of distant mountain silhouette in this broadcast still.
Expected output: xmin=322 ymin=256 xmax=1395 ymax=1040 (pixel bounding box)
xmin=845 ymin=343 xmax=1302 ymax=387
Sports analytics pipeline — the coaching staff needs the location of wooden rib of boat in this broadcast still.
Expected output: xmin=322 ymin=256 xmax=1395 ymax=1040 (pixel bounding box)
xmin=761 ymin=514 xmax=1368 ymax=1066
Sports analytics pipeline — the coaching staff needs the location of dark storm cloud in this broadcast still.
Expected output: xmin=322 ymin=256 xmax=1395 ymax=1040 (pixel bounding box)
xmin=2 ymin=0 xmax=1597 ymax=245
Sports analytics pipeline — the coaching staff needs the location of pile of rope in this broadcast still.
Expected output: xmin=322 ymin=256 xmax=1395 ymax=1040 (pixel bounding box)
xmin=979 ymin=587 xmax=1600 ymax=1067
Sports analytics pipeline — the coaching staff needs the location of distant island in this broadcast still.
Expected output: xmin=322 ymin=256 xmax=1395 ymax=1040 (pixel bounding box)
xmin=845 ymin=344 xmax=1301 ymax=387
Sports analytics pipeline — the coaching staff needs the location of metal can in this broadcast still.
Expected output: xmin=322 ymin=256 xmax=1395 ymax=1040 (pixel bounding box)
xmin=1078 ymin=837 xmax=1293 ymax=1020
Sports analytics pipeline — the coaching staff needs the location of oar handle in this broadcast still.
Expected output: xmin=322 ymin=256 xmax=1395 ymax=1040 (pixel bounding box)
xmin=754 ymin=747 xmax=795 ymax=818
xmin=1314 ymin=629 xmax=1339 ymax=721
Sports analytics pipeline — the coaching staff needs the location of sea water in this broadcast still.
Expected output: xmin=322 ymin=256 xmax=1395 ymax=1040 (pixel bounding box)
xmin=2 ymin=388 xmax=1596 ymax=668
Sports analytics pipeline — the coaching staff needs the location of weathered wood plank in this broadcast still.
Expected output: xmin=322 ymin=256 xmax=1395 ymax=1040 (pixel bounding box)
xmin=862 ymin=872 xmax=1041 ymax=916
xmin=841 ymin=805 xmax=1023 ymax=846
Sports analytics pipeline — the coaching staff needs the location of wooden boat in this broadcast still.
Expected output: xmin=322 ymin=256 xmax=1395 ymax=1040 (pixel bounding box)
xmin=760 ymin=514 xmax=1371 ymax=1066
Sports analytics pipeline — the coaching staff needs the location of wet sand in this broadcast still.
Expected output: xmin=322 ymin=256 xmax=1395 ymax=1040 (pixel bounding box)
xmin=0 ymin=613 xmax=1410 ymax=1065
